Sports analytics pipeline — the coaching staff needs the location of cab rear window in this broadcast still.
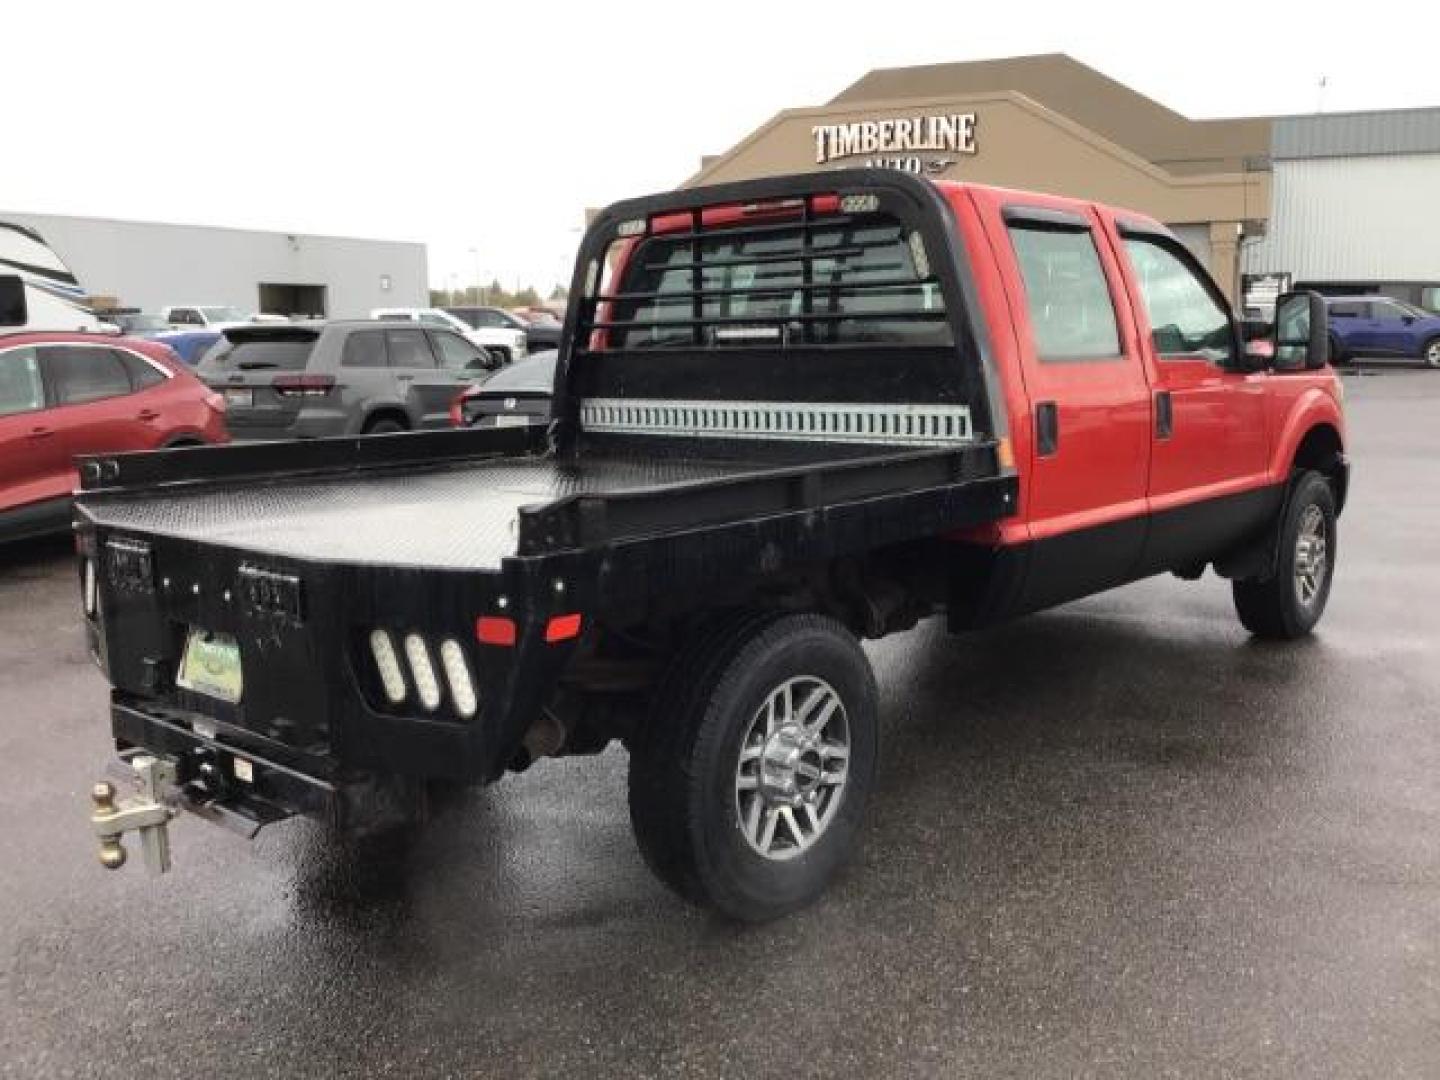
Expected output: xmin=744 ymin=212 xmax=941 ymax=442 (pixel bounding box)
xmin=604 ymin=213 xmax=951 ymax=349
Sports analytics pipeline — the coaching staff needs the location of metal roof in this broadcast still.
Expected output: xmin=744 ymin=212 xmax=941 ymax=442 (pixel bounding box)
xmin=1274 ymin=108 xmax=1440 ymax=160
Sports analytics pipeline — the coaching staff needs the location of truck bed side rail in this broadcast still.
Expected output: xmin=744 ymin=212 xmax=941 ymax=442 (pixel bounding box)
xmin=516 ymin=440 xmax=1004 ymax=556
xmin=75 ymin=423 xmax=548 ymax=498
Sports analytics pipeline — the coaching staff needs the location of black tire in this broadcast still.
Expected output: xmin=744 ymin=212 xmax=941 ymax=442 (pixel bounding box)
xmin=363 ymin=416 xmax=407 ymax=435
xmin=1232 ymin=470 xmax=1337 ymax=640
xmin=628 ymin=612 xmax=878 ymax=922
xmin=1423 ymin=337 xmax=1440 ymax=370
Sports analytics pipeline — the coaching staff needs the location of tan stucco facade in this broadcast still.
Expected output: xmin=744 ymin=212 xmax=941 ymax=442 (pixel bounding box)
xmin=685 ymin=57 xmax=1272 ymax=300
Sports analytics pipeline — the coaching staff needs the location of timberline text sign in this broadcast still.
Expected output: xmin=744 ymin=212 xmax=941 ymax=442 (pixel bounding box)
xmin=812 ymin=114 xmax=978 ymax=168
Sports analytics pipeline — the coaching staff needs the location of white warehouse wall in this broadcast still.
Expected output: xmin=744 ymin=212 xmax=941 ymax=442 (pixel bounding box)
xmin=0 ymin=211 xmax=428 ymax=317
xmin=1243 ymin=153 xmax=1440 ymax=281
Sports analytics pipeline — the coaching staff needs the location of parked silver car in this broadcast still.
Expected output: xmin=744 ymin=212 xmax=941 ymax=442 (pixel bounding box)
xmin=197 ymin=320 xmax=496 ymax=440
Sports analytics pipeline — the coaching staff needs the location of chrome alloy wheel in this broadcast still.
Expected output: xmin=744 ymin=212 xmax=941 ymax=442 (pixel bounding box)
xmin=735 ymin=676 xmax=850 ymax=861
xmin=1293 ymin=504 xmax=1329 ymax=607
xmin=1427 ymin=340 xmax=1440 ymax=369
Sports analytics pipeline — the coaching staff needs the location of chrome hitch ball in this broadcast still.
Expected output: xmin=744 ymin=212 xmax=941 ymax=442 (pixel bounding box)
xmin=89 ymin=756 xmax=177 ymax=874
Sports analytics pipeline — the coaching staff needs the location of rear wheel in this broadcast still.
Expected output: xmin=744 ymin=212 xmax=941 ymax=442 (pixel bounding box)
xmin=1424 ymin=337 xmax=1440 ymax=369
xmin=1232 ymin=470 xmax=1337 ymax=639
xmin=628 ymin=612 xmax=878 ymax=922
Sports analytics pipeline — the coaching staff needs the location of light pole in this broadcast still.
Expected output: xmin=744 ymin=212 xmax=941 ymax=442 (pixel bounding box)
xmin=468 ymin=247 xmax=484 ymax=306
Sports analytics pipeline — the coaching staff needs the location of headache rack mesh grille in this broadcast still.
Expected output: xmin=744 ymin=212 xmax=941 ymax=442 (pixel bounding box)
xmin=580 ymin=194 xmax=952 ymax=350
xmin=580 ymin=398 xmax=972 ymax=446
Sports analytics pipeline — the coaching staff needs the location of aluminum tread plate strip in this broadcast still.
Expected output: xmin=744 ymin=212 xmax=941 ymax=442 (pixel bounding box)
xmin=580 ymin=398 xmax=973 ymax=446
xmin=79 ymin=453 xmax=882 ymax=571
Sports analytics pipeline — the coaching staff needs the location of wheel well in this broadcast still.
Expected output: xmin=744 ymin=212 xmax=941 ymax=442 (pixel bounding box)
xmin=163 ymin=437 xmax=203 ymax=449
xmin=1293 ymin=423 xmax=1347 ymax=512
xmin=362 ymin=408 xmax=409 ymax=433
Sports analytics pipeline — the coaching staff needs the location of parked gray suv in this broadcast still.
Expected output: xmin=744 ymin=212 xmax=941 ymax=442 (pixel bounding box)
xmin=197 ymin=321 xmax=496 ymax=440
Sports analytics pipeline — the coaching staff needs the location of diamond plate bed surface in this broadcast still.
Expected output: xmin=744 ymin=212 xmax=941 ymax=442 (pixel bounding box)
xmin=79 ymin=455 xmax=806 ymax=570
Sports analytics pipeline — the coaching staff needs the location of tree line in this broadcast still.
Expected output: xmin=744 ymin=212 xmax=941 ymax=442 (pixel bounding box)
xmin=429 ymin=282 xmax=568 ymax=310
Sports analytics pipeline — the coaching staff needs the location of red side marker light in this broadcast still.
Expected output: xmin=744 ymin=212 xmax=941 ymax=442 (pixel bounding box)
xmin=544 ymin=613 xmax=583 ymax=643
xmin=476 ymin=615 xmax=517 ymax=646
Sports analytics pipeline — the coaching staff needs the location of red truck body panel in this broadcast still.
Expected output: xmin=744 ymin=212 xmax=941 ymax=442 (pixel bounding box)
xmin=936 ymin=181 xmax=1344 ymax=563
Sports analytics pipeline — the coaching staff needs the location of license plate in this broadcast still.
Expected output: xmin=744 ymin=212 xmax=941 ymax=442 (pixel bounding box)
xmin=493 ymin=414 xmax=533 ymax=428
xmin=176 ymin=629 xmax=244 ymax=704
xmin=224 ymin=388 xmax=253 ymax=407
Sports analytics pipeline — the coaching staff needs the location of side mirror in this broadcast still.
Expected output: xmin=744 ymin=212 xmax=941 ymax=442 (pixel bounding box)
xmin=0 ymin=274 xmax=26 ymax=326
xmin=1271 ymin=291 xmax=1327 ymax=371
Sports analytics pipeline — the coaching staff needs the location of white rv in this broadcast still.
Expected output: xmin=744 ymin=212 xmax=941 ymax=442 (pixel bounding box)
xmin=0 ymin=220 xmax=106 ymax=332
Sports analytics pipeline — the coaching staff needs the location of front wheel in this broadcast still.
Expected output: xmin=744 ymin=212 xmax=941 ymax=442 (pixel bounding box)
xmin=628 ymin=612 xmax=878 ymax=922
xmin=1232 ymin=470 xmax=1337 ymax=639
xmin=1423 ymin=337 xmax=1440 ymax=369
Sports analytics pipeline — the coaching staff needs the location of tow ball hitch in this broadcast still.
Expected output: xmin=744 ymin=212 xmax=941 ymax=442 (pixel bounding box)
xmin=90 ymin=756 xmax=177 ymax=874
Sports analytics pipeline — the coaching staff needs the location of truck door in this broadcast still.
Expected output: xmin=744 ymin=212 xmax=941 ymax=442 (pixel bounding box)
xmin=980 ymin=198 xmax=1153 ymax=609
xmin=1109 ymin=221 xmax=1270 ymax=574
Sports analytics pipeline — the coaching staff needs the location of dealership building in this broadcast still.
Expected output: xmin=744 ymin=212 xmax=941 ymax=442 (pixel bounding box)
xmin=0 ymin=210 xmax=428 ymax=320
xmin=690 ymin=54 xmax=1440 ymax=313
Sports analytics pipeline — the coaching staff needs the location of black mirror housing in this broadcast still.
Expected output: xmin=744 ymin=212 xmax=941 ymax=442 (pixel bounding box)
xmin=1271 ymin=290 xmax=1328 ymax=371
xmin=0 ymin=274 xmax=26 ymax=326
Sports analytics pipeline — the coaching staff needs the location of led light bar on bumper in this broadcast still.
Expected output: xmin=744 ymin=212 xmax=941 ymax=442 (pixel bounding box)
xmin=365 ymin=629 xmax=478 ymax=719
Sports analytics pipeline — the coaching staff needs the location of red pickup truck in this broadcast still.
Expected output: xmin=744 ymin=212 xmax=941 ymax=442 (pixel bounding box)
xmin=77 ymin=170 xmax=1345 ymax=921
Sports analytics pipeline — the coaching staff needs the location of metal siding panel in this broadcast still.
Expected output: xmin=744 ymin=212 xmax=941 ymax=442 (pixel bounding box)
xmin=1275 ymin=109 xmax=1440 ymax=160
xmin=1243 ymin=155 xmax=1440 ymax=280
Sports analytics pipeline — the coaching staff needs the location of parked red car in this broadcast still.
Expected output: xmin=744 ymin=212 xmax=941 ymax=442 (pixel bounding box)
xmin=0 ymin=332 xmax=227 ymax=541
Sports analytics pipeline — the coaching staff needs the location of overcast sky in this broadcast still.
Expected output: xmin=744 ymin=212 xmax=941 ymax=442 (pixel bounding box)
xmin=6 ymin=0 xmax=1439 ymax=295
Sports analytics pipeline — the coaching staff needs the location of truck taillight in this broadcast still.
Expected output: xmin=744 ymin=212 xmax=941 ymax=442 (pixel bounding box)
xmin=272 ymin=374 xmax=335 ymax=398
xmin=449 ymin=390 xmax=470 ymax=428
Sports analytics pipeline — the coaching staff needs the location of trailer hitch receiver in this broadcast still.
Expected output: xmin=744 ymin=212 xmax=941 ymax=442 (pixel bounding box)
xmin=90 ymin=755 xmax=177 ymax=874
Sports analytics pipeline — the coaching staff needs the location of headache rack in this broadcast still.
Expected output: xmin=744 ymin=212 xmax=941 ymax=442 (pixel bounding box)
xmin=576 ymin=196 xmax=949 ymax=350
xmin=550 ymin=169 xmax=1005 ymax=457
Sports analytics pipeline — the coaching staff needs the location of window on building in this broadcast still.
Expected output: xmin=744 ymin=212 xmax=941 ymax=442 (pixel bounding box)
xmin=0 ymin=347 xmax=45 ymax=417
xmin=43 ymin=346 xmax=134 ymax=405
xmin=1006 ymin=224 xmax=1121 ymax=362
xmin=1123 ymin=237 xmax=1234 ymax=365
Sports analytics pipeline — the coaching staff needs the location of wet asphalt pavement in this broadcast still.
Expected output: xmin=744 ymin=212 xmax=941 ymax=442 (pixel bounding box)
xmin=2 ymin=368 xmax=1438 ymax=1079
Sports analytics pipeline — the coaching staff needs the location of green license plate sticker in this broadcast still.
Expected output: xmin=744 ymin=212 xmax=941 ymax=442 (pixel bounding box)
xmin=177 ymin=629 xmax=244 ymax=704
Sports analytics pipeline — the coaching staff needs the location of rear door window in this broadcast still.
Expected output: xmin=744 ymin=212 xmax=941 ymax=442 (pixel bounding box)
xmin=385 ymin=329 xmax=437 ymax=368
xmin=1005 ymin=224 xmax=1121 ymax=362
xmin=115 ymin=349 xmax=168 ymax=389
xmin=42 ymin=346 xmax=133 ymax=405
xmin=342 ymin=331 xmax=388 ymax=368
xmin=0 ymin=347 xmax=45 ymax=417
xmin=1328 ymin=302 xmax=1364 ymax=319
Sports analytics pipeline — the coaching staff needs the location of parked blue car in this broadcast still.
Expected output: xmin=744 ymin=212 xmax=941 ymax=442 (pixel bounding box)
xmin=1326 ymin=296 xmax=1440 ymax=368
xmin=152 ymin=329 xmax=222 ymax=365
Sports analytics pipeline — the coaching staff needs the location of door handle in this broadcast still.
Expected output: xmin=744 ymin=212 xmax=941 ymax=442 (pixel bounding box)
xmin=1035 ymin=401 xmax=1058 ymax=457
xmin=1155 ymin=391 xmax=1173 ymax=440
xmin=26 ymin=426 xmax=55 ymax=440
xmin=396 ymin=374 xmax=415 ymax=382
xmin=137 ymin=409 xmax=160 ymax=421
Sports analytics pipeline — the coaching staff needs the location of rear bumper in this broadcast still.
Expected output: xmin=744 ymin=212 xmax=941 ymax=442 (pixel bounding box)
xmin=112 ymin=699 xmax=337 ymax=827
